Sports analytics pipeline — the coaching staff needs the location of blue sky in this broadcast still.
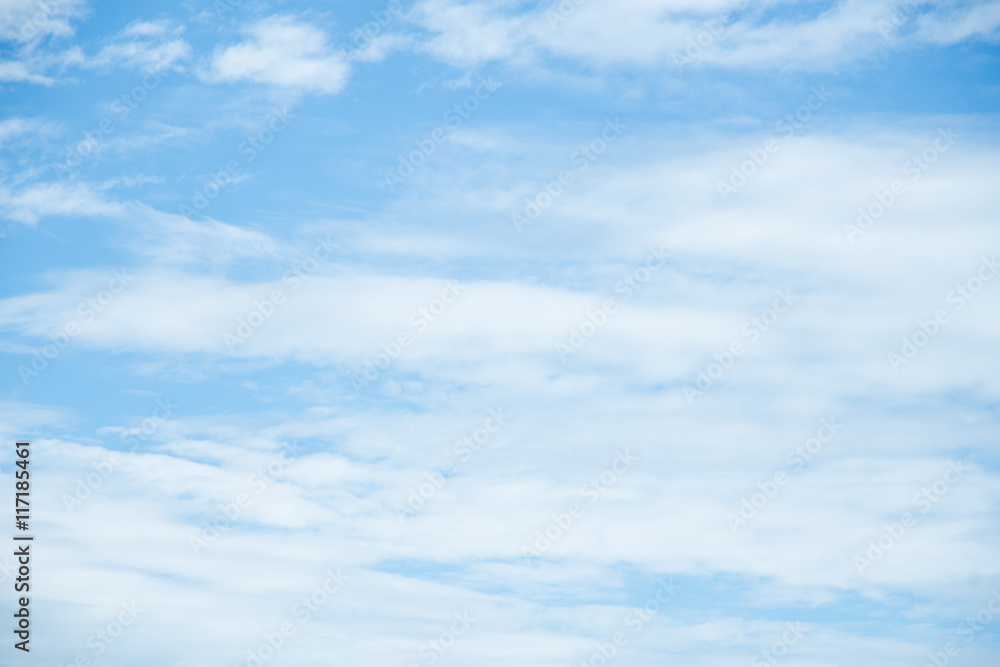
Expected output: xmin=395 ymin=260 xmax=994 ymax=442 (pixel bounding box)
xmin=2 ymin=0 xmax=1000 ymax=665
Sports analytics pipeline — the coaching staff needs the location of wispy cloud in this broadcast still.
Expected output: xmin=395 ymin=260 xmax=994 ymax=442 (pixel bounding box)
xmin=83 ymin=19 xmax=190 ymax=72
xmin=2 ymin=2 xmax=1000 ymax=665
xmin=403 ymin=0 xmax=1000 ymax=71
xmin=0 ymin=0 xmax=86 ymax=44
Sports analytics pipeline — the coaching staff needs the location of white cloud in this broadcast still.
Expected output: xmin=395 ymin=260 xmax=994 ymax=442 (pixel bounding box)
xmin=2 ymin=123 xmax=998 ymax=663
xmin=0 ymin=400 xmax=73 ymax=442
xmin=0 ymin=116 xmax=46 ymax=147
xmin=204 ymin=16 xmax=351 ymax=95
xmin=0 ymin=57 xmax=52 ymax=83
xmin=0 ymin=180 xmax=126 ymax=224
xmin=84 ymin=19 xmax=190 ymax=71
xmin=120 ymin=18 xmax=171 ymax=38
xmin=13 ymin=394 xmax=998 ymax=666
xmin=4 ymin=125 xmax=1000 ymax=406
xmin=349 ymin=32 xmax=412 ymax=63
xmin=98 ymin=174 xmax=164 ymax=189
xmin=403 ymin=0 xmax=1000 ymax=71
xmin=0 ymin=179 xmax=276 ymax=268
xmin=0 ymin=0 xmax=85 ymax=44
xmin=0 ymin=5 xmax=187 ymax=83
xmin=913 ymin=1 xmax=1000 ymax=45
xmin=0 ymin=0 xmax=86 ymax=83
xmin=127 ymin=206 xmax=280 ymax=265
xmin=2 ymin=6 xmax=998 ymax=660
